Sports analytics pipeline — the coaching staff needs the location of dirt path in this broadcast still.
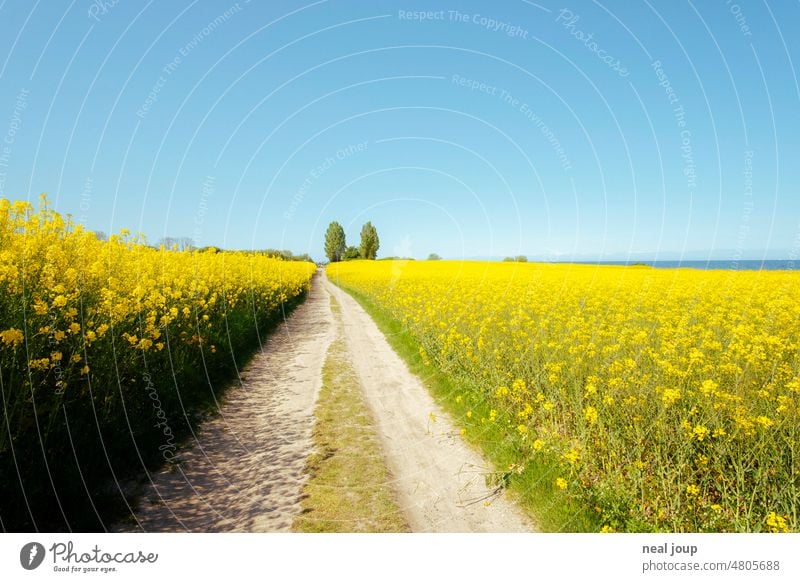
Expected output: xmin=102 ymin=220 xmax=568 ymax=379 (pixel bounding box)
xmin=323 ymin=273 xmax=533 ymax=532
xmin=119 ymin=273 xmax=335 ymax=532
xmin=121 ymin=270 xmax=532 ymax=532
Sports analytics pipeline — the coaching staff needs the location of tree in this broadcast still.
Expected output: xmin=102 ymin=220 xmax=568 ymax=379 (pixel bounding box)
xmin=359 ymin=221 xmax=379 ymax=260
xmin=324 ymin=221 xmax=346 ymax=262
xmin=427 ymin=253 xmax=441 ymax=260
xmin=515 ymin=255 xmax=528 ymax=263
xmin=343 ymin=246 xmax=361 ymax=260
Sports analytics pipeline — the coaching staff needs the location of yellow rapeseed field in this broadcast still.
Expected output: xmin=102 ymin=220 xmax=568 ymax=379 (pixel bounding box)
xmin=0 ymin=196 xmax=315 ymax=527
xmin=328 ymin=259 xmax=800 ymax=532
xmin=0 ymin=195 xmax=314 ymax=393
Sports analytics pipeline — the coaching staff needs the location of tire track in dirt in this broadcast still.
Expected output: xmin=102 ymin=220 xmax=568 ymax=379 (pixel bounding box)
xmin=118 ymin=272 xmax=334 ymax=532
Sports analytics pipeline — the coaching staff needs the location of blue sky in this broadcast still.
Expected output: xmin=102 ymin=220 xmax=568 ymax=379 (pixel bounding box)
xmin=0 ymin=0 xmax=798 ymax=261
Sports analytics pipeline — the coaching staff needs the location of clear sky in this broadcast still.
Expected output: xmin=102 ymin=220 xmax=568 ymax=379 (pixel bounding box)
xmin=0 ymin=0 xmax=798 ymax=261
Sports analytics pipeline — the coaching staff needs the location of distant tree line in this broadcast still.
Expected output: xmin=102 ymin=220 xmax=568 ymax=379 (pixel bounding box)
xmin=93 ymin=231 xmax=312 ymax=261
xmin=158 ymin=236 xmax=196 ymax=251
xmin=259 ymin=249 xmax=313 ymax=262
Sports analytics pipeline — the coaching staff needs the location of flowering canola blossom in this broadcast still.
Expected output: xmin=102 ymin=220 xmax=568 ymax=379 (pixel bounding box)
xmin=0 ymin=197 xmax=315 ymax=509
xmin=328 ymin=259 xmax=799 ymax=532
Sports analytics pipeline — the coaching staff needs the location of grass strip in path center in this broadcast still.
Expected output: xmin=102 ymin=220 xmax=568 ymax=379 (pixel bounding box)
xmin=292 ymin=295 xmax=410 ymax=533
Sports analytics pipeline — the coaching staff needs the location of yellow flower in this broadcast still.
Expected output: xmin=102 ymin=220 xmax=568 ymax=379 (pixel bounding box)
xmin=755 ymin=415 xmax=775 ymax=429
xmin=584 ymin=405 xmax=598 ymax=425
xmin=0 ymin=328 xmax=24 ymax=347
xmin=686 ymin=484 xmax=700 ymax=496
xmin=563 ymin=448 xmax=580 ymax=465
xmin=516 ymin=424 xmax=528 ymax=435
xmin=700 ymin=379 xmax=719 ymax=395
xmin=29 ymin=358 xmax=50 ymax=370
xmin=555 ymin=477 xmax=568 ymax=490
xmin=692 ymin=424 xmax=709 ymax=441
xmin=532 ymin=439 xmax=545 ymax=451
xmin=661 ymin=387 xmax=681 ymax=406
xmin=765 ymin=512 xmax=790 ymax=533
xmin=516 ymin=402 xmax=533 ymax=420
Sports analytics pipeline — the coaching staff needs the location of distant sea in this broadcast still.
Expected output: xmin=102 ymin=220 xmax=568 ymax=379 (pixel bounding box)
xmin=559 ymin=260 xmax=797 ymax=271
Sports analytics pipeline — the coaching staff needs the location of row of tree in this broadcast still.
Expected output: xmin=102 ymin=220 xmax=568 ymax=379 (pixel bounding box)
xmin=324 ymin=221 xmax=379 ymax=262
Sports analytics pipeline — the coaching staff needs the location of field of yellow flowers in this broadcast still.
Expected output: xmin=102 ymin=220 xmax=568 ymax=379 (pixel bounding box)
xmin=328 ymin=259 xmax=800 ymax=532
xmin=0 ymin=196 xmax=314 ymax=530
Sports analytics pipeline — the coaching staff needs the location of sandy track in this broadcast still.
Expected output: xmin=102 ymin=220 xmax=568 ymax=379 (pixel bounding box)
xmin=121 ymin=270 xmax=532 ymax=532
xmin=324 ymin=274 xmax=533 ymax=532
xmin=119 ymin=273 xmax=334 ymax=532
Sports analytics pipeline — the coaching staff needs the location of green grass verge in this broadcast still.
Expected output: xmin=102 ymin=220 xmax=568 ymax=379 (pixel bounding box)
xmin=293 ymin=296 xmax=410 ymax=533
xmin=328 ymin=279 xmax=601 ymax=533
